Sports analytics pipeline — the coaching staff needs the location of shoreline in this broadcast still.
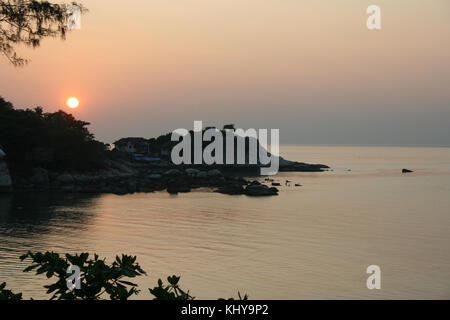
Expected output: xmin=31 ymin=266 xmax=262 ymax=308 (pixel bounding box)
xmin=6 ymin=158 xmax=329 ymax=196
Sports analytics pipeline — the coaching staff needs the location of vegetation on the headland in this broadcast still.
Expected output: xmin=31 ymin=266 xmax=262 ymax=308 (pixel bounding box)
xmin=0 ymin=96 xmax=108 ymax=176
xmin=0 ymin=251 xmax=248 ymax=300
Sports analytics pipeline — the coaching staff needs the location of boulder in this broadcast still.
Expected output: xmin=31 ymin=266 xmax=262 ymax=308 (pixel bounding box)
xmin=0 ymin=159 xmax=12 ymax=192
xmin=244 ymin=184 xmax=278 ymax=196
xmin=31 ymin=167 xmax=49 ymax=186
xmin=56 ymin=172 xmax=74 ymax=185
xmin=127 ymin=179 xmax=137 ymax=193
xmin=196 ymin=171 xmax=208 ymax=179
xmin=167 ymin=184 xmax=191 ymax=194
xmin=113 ymin=186 xmax=128 ymax=195
xmin=207 ymin=169 xmax=223 ymax=177
xmin=271 ymin=182 xmax=281 ymax=186
xmin=60 ymin=185 xmax=75 ymax=192
xmin=185 ymin=168 xmax=201 ymax=177
xmin=72 ymin=174 xmax=91 ymax=184
xmin=216 ymin=183 xmax=245 ymax=195
xmin=11 ymin=176 xmax=33 ymax=190
xmin=214 ymin=176 xmax=226 ymax=185
xmin=167 ymin=178 xmax=191 ymax=194
xmin=164 ymin=169 xmax=182 ymax=177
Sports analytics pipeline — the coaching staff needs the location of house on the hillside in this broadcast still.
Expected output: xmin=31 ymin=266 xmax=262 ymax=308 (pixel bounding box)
xmin=113 ymin=138 xmax=150 ymax=154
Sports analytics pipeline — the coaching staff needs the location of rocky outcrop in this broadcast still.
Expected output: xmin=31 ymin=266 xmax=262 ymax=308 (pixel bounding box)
xmin=185 ymin=168 xmax=201 ymax=177
xmin=271 ymin=182 xmax=281 ymax=186
xmin=167 ymin=179 xmax=191 ymax=194
xmin=0 ymin=149 xmax=12 ymax=192
xmin=216 ymin=183 xmax=245 ymax=195
xmin=55 ymin=172 xmax=74 ymax=185
xmin=8 ymin=155 xmax=303 ymax=197
xmin=31 ymin=167 xmax=49 ymax=186
xmin=164 ymin=169 xmax=182 ymax=177
xmin=207 ymin=169 xmax=223 ymax=177
xmin=278 ymin=156 xmax=329 ymax=172
xmin=244 ymin=181 xmax=278 ymax=196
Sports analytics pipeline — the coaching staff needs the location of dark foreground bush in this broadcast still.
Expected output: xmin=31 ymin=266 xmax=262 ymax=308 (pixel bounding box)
xmin=0 ymin=251 xmax=247 ymax=300
xmin=0 ymin=282 xmax=22 ymax=300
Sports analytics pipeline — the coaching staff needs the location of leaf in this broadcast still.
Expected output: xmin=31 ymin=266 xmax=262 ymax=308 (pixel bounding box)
xmin=167 ymin=275 xmax=180 ymax=286
xmin=118 ymin=280 xmax=137 ymax=287
xmin=23 ymin=264 xmax=40 ymax=273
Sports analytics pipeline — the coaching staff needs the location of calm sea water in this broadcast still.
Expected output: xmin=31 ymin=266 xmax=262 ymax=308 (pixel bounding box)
xmin=1 ymin=146 xmax=449 ymax=299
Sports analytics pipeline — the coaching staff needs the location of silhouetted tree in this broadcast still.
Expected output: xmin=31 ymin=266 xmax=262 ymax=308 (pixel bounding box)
xmin=0 ymin=0 xmax=86 ymax=66
xmin=0 ymin=96 xmax=107 ymax=174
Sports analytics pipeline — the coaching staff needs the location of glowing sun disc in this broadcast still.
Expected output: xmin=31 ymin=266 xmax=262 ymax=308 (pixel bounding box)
xmin=67 ymin=97 xmax=79 ymax=109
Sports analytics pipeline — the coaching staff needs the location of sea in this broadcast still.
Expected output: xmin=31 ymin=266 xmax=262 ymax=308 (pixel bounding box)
xmin=1 ymin=145 xmax=449 ymax=299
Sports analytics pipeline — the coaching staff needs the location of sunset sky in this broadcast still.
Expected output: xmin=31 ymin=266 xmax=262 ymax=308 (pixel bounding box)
xmin=1 ymin=0 xmax=449 ymax=145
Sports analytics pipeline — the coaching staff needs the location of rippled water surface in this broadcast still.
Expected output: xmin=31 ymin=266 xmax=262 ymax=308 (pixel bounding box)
xmin=1 ymin=146 xmax=450 ymax=299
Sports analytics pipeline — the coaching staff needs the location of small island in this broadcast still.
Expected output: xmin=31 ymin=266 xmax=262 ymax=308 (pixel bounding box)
xmin=0 ymin=97 xmax=328 ymax=196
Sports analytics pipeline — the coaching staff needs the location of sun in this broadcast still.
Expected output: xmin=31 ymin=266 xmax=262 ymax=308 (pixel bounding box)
xmin=66 ymin=97 xmax=79 ymax=109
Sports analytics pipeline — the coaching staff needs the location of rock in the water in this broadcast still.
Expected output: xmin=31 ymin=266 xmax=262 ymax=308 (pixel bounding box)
xmin=164 ymin=169 xmax=182 ymax=177
xmin=31 ymin=167 xmax=49 ymax=186
xmin=0 ymin=158 xmax=12 ymax=192
xmin=207 ymin=169 xmax=223 ymax=177
xmin=196 ymin=171 xmax=208 ymax=178
xmin=147 ymin=174 xmax=162 ymax=180
xmin=245 ymin=184 xmax=278 ymax=196
xmin=72 ymin=174 xmax=91 ymax=184
xmin=126 ymin=179 xmax=137 ymax=193
xmin=167 ymin=178 xmax=191 ymax=194
xmin=216 ymin=183 xmax=245 ymax=195
xmin=278 ymin=156 xmax=329 ymax=172
xmin=402 ymin=168 xmax=413 ymax=173
xmin=185 ymin=168 xmax=201 ymax=177
xmin=167 ymin=184 xmax=191 ymax=194
xmin=56 ymin=172 xmax=74 ymax=184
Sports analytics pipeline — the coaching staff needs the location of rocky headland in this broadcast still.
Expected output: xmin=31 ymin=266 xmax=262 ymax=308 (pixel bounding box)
xmin=7 ymin=157 xmax=328 ymax=197
xmin=0 ymin=97 xmax=329 ymax=197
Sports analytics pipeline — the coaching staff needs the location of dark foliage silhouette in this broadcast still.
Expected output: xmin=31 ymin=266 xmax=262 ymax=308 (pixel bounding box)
xmin=0 ymin=282 xmax=22 ymax=300
xmin=1 ymin=251 xmax=248 ymax=300
xmin=0 ymin=96 xmax=107 ymax=175
xmin=0 ymin=0 xmax=86 ymax=66
xmin=20 ymin=251 xmax=146 ymax=300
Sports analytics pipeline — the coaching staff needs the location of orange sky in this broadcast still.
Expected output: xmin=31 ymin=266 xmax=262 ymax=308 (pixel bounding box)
xmin=1 ymin=0 xmax=449 ymax=145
